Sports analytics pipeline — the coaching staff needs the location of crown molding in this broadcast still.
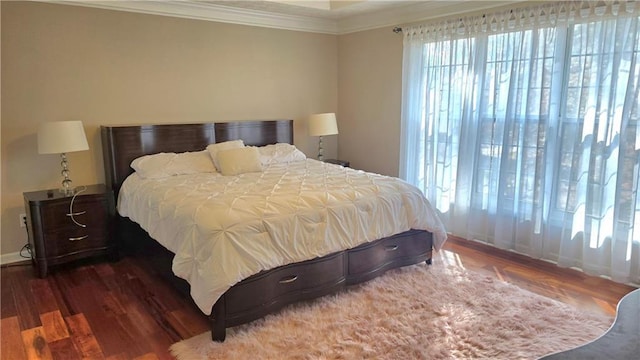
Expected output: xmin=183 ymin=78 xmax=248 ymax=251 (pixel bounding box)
xmin=46 ymin=1 xmax=529 ymax=35
xmin=48 ymin=1 xmax=339 ymax=34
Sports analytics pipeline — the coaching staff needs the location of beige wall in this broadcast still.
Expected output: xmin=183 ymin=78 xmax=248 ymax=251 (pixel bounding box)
xmin=1 ymin=2 xmax=338 ymax=256
xmin=337 ymin=27 xmax=403 ymax=177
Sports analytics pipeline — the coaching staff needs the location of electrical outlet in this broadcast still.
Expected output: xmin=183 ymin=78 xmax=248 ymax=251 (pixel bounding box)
xmin=19 ymin=213 xmax=27 ymax=228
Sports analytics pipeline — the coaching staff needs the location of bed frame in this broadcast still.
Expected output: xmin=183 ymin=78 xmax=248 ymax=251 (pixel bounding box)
xmin=101 ymin=120 xmax=433 ymax=342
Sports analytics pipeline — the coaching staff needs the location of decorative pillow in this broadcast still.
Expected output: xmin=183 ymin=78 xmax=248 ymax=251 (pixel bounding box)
xmin=216 ymin=147 xmax=263 ymax=176
xmin=257 ymin=143 xmax=306 ymax=165
xmin=206 ymin=140 xmax=245 ymax=171
xmin=131 ymin=150 xmax=216 ymax=179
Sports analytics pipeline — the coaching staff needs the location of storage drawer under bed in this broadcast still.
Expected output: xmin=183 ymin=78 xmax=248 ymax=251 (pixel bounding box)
xmin=223 ymin=251 xmax=347 ymax=319
xmin=346 ymin=229 xmax=432 ymax=282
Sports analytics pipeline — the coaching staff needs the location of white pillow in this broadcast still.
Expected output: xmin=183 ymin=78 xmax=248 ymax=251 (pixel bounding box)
xmin=131 ymin=150 xmax=216 ymax=179
xmin=216 ymin=147 xmax=263 ymax=176
xmin=206 ymin=140 xmax=245 ymax=171
xmin=257 ymin=143 xmax=306 ymax=165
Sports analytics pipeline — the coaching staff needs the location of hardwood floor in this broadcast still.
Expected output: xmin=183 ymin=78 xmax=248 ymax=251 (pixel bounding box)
xmin=1 ymin=236 xmax=636 ymax=359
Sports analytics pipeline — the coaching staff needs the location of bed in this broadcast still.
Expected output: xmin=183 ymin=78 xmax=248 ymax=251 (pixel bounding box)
xmin=101 ymin=119 xmax=447 ymax=342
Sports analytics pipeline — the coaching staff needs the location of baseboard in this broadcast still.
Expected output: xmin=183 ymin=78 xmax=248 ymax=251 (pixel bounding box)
xmin=0 ymin=251 xmax=30 ymax=265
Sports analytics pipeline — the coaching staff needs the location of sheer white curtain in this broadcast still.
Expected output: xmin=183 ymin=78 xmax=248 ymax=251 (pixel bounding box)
xmin=400 ymin=1 xmax=640 ymax=284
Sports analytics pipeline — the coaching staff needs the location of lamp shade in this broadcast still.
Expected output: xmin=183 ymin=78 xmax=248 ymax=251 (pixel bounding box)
xmin=308 ymin=113 xmax=338 ymax=137
xmin=38 ymin=121 xmax=89 ymax=154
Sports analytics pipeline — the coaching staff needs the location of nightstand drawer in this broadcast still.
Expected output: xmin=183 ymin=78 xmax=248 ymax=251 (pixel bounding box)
xmin=43 ymin=229 xmax=109 ymax=258
xmin=40 ymin=199 xmax=108 ymax=231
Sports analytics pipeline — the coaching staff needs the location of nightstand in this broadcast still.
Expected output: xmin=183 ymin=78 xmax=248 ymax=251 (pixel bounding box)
xmin=324 ymin=159 xmax=350 ymax=167
xmin=23 ymin=184 xmax=116 ymax=278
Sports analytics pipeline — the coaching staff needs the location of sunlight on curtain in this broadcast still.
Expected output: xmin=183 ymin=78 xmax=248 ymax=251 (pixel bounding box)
xmin=400 ymin=1 xmax=640 ymax=284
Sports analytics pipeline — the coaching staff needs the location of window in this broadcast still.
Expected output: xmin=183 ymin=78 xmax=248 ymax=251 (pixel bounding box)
xmin=401 ymin=2 xmax=640 ymax=283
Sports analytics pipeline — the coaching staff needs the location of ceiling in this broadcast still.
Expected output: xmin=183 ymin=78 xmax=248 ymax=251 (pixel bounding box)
xmin=52 ymin=0 xmax=524 ymax=34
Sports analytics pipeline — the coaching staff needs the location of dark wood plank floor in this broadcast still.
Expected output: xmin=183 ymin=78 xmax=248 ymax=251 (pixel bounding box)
xmin=1 ymin=236 xmax=636 ymax=359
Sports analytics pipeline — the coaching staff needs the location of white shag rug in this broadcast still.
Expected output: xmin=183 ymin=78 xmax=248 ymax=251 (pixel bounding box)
xmin=170 ymin=263 xmax=611 ymax=359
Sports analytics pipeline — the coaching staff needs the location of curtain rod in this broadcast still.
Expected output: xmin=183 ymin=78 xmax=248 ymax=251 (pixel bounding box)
xmin=393 ymin=27 xmax=403 ymax=33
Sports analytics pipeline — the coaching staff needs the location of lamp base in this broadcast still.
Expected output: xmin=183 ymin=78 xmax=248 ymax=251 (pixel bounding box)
xmin=317 ymin=135 xmax=325 ymax=161
xmin=59 ymin=153 xmax=74 ymax=196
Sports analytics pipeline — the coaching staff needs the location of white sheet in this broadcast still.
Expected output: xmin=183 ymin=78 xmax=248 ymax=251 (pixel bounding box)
xmin=118 ymin=159 xmax=447 ymax=314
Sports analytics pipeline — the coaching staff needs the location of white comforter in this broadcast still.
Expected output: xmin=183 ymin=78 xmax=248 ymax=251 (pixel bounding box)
xmin=118 ymin=159 xmax=447 ymax=314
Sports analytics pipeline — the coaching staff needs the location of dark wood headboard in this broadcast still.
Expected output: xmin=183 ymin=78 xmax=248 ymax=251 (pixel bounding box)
xmin=101 ymin=120 xmax=293 ymax=196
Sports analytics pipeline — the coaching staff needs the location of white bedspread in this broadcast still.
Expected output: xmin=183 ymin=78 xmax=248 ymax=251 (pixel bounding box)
xmin=118 ymin=159 xmax=447 ymax=314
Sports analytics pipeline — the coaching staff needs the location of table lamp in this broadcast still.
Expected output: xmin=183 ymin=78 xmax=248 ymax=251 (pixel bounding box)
xmin=37 ymin=120 xmax=89 ymax=196
xmin=308 ymin=113 xmax=338 ymax=161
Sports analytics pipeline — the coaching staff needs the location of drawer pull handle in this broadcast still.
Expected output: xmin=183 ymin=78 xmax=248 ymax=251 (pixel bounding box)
xmin=66 ymin=212 xmax=87 ymax=228
xmin=385 ymin=245 xmax=399 ymax=251
xmin=68 ymin=235 xmax=88 ymax=242
xmin=66 ymin=211 xmax=86 ymax=217
xmin=279 ymin=275 xmax=298 ymax=284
